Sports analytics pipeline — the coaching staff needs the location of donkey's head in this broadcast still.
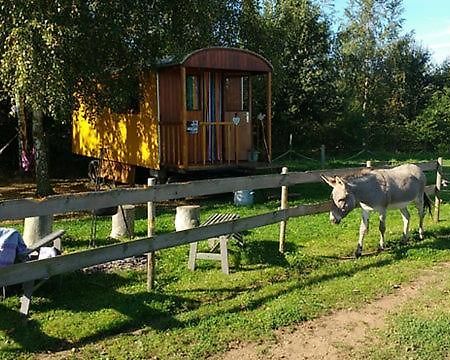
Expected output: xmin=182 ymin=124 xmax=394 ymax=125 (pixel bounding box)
xmin=321 ymin=175 xmax=357 ymax=224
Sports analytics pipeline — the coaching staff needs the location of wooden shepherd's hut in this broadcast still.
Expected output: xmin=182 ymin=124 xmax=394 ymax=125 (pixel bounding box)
xmin=72 ymin=47 xmax=273 ymax=183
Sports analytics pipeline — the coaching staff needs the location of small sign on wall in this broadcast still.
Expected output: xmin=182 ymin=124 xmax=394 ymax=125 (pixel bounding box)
xmin=232 ymin=113 xmax=241 ymax=125
xmin=186 ymin=120 xmax=199 ymax=134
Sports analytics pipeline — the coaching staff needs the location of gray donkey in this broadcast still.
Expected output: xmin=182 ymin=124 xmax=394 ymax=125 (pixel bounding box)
xmin=321 ymin=164 xmax=432 ymax=258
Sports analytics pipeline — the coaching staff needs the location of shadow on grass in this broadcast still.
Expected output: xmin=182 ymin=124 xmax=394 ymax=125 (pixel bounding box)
xmin=177 ymin=253 xmax=395 ymax=327
xmin=0 ymin=304 xmax=71 ymax=356
xmin=429 ymin=226 xmax=450 ymax=239
xmin=61 ymin=234 xmax=122 ymax=249
xmin=0 ymin=271 xmax=195 ymax=356
xmin=241 ymin=239 xmax=296 ymax=267
xmin=177 ymin=232 xmax=450 ymax=319
xmin=0 ymin=253 xmax=390 ymax=356
xmin=385 ymin=228 xmax=450 ymax=259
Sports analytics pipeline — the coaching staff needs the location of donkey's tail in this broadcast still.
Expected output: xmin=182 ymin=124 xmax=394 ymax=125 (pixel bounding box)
xmin=424 ymin=192 xmax=432 ymax=215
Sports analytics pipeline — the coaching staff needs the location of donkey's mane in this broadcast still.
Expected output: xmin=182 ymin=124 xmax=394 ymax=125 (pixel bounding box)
xmin=342 ymin=168 xmax=374 ymax=181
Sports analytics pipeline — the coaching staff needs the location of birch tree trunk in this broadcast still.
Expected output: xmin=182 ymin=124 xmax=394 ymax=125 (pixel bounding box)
xmin=32 ymin=108 xmax=53 ymax=196
xmin=15 ymin=93 xmax=28 ymax=174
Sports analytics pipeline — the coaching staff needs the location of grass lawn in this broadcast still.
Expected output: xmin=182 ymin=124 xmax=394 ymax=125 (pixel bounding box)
xmin=1 ymin=153 xmax=450 ymax=359
xmin=357 ymin=264 xmax=450 ymax=360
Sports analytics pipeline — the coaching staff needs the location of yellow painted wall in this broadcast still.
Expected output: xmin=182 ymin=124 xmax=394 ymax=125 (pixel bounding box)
xmin=72 ymin=72 xmax=160 ymax=170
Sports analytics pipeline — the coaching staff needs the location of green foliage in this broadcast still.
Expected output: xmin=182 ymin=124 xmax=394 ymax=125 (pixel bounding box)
xmin=1 ymin=0 xmax=450 ymax=175
xmin=408 ymin=87 xmax=450 ymax=152
xmin=377 ymin=37 xmax=432 ymax=148
xmin=0 ymin=3 xmax=69 ymax=116
xmin=158 ymin=0 xmax=240 ymax=56
xmin=334 ymin=0 xmax=427 ymax=150
xmin=263 ymin=0 xmax=338 ymax=150
xmin=0 ymin=0 xmax=162 ymax=119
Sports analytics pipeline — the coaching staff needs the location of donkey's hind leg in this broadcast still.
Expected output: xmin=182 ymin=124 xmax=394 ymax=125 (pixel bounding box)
xmin=378 ymin=210 xmax=386 ymax=251
xmin=415 ymin=195 xmax=425 ymax=240
xmin=400 ymin=207 xmax=410 ymax=243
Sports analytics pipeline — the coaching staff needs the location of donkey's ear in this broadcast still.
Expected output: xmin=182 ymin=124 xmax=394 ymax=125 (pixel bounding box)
xmin=335 ymin=176 xmax=347 ymax=186
xmin=321 ymin=175 xmax=336 ymax=187
xmin=336 ymin=176 xmax=354 ymax=189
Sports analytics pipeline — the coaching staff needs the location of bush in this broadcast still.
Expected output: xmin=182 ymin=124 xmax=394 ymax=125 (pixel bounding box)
xmin=408 ymin=87 xmax=450 ymax=151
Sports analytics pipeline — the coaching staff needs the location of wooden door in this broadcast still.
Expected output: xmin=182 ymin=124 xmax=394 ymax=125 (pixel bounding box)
xmin=223 ymin=75 xmax=252 ymax=161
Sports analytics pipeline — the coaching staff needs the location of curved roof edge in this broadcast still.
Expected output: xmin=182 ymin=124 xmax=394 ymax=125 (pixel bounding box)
xmin=158 ymin=47 xmax=272 ymax=73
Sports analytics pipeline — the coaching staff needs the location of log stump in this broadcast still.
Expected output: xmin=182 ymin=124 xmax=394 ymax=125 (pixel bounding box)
xmin=175 ymin=205 xmax=200 ymax=231
xmin=175 ymin=205 xmax=200 ymax=271
xmin=110 ymin=205 xmax=135 ymax=239
xmin=23 ymin=215 xmax=54 ymax=248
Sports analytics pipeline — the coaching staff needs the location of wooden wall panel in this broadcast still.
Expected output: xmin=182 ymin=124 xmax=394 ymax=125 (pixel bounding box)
xmin=186 ymin=110 xmax=203 ymax=164
xmin=224 ymin=111 xmax=251 ymax=161
xmin=158 ymin=68 xmax=181 ymax=124
xmin=72 ymin=72 xmax=160 ymax=170
xmin=224 ymin=76 xmax=242 ymax=111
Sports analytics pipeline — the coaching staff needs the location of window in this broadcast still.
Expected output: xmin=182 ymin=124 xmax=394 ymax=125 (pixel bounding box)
xmin=186 ymin=75 xmax=200 ymax=111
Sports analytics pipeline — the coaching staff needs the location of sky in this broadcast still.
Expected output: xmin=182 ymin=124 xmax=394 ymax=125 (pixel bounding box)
xmin=331 ymin=0 xmax=450 ymax=65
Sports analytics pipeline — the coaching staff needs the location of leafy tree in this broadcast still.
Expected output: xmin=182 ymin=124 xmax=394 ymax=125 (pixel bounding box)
xmin=158 ymin=0 xmax=240 ymax=56
xmin=409 ymin=87 xmax=450 ymax=151
xmin=262 ymin=0 xmax=337 ymax=151
xmin=238 ymin=0 xmax=267 ymax=51
xmin=407 ymin=62 xmax=450 ymax=151
xmin=0 ymin=2 xmax=71 ymax=194
xmin=378 ymin=36 xmax=431 ymax=148
xmin=0 ymin=1 xmax=160 ymax=195
xmin=429 ymin=60 xmax=450 ymax=92
xmin=336 ymin=0 xmax=405 ymax=148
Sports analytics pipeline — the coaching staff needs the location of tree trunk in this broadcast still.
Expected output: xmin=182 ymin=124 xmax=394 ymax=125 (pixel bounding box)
xmin=32 ymin=108 xmax=53 ymax=196
xmin=15 ymin=93 xmax=28 ymax=175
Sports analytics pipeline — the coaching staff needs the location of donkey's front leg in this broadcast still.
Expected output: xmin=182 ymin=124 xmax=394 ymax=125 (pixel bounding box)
xmin=400 ymin=207 xmax=410 ymax=243
xmin=378 ymin=210 xmax=386 ymax=251
xmin=356 ymin=209 xmax=370 ymax=258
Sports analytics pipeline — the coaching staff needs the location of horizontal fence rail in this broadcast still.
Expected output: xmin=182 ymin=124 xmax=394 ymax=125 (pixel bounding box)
xmin=0 ymin=161 xmax=437 ymax=221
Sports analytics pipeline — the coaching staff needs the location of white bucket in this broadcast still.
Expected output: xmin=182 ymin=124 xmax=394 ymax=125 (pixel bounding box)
xmin=234 ymin=190 xmax=254 ymax=206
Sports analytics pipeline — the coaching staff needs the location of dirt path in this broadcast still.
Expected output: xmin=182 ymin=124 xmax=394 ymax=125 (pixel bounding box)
xmin=219 ymin=263 xmax=450 ymax=360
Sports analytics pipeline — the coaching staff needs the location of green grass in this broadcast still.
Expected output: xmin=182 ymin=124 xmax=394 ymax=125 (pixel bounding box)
xmin=357 ymin=267 xmax=450 ymax=360
xmin=1 ymin=153 xmax=450 ymax=359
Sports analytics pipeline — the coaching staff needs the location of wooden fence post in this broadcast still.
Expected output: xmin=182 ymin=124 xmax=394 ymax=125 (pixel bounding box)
xmin=279 ymin=166 xmax=288 ymax=253
xmin=434 ymin=157 xmax=443 ymax=223
xmin=147 ymin=178 xmax=156 ymax=290
xmin=320 ymin=145 xmax=326 ymax=168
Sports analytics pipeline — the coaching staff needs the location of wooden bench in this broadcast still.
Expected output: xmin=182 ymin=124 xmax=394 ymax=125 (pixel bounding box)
xmin=188 ymin=213 xmax=243 ymax=275
xmin=18 ymin=230 xmax=65 ymax=316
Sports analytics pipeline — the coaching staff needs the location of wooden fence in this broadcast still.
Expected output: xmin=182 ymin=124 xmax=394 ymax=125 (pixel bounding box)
xmin=0 ymin=159 xmax=441 ymax=288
